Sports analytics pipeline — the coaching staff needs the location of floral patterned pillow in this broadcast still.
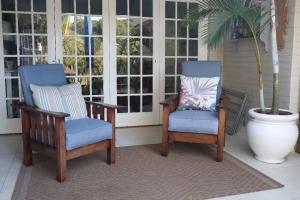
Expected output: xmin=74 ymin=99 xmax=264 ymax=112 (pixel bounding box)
xmin=177 ymin=75 xmax=220 ymax=111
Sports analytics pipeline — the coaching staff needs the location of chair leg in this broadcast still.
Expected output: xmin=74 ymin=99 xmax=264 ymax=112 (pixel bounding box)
xmin=57 ymin=157 xmax=67 ymax=182
xmin=22 ymin=133 xmax=33 ymax=166
xmin=21 ymin=110 xmax=33 ymax=166
xmin=216 ymin=143 xmax=224 ymax=162
xmin=55 ymin=117 xmax=67 ymax=182
xmin=162 ymin=130 xmax=169 ymax=157
xmin=107 ymin=140 xmax=115 ymax=164
xmin=162 ymin=144 xmax=169 ymax=157
xmin=217 ymin=108 xmax=226 ymax=162
xmin=23 ymin=140 xmax=33 ymax=166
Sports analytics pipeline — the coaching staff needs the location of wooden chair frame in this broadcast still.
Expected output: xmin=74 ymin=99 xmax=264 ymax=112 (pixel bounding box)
xmin=19 ymin=101 xmax=117 ymax=182
xmin=160 ymin=92 xmax=229 ymax=161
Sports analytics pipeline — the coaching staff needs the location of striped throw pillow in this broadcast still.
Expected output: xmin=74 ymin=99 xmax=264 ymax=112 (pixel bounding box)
xmin=30 ymin=83 xmax=87 ymax=120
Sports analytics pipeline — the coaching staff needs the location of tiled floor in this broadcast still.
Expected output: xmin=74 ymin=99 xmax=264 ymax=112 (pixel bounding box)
xmin=0 ymin=134 xmax=22 ymax=200
xmin=1 ymin=127 xmax=300 ymax=200
xmin=213 ymin=127 xmax=300 ymax=200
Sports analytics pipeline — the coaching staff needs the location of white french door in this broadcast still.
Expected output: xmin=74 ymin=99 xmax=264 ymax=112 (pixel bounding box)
xmin=110 ymin=0 xmax=160 ymax=127
xmin=158 ymin=0 xmax=207 ymax=122
xmin=55 ymin=0 xmax=110 ymax=107
xmin=0 ymin=0 xmax=55 ymax=133
xmin=54 ymin=0 xmax=160 ymax=127
xmin=160 ymin=0 xmax=207 ymax=99
xmin=0 ymin=0 xmax=206 ymax=133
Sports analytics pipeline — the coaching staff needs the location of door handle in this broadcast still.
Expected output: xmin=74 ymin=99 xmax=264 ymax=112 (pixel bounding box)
xmin=52 ymin=59 xmax=61 ymax=64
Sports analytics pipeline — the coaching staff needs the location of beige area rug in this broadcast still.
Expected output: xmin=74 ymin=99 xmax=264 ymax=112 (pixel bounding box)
xmin=12 ymin=143 xmax=282 ymax=200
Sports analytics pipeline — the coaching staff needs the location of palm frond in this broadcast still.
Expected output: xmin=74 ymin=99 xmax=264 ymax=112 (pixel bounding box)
xmin=186 ymin=0 xmax=270 ymax=50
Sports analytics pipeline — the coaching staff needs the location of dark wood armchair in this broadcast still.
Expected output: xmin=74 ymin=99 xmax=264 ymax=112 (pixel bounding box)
xmin=19 ymin=102 xmax=117 ymax=182
xmin=160 ymin=93 xmax=228 ymax=161
xmin=160 ymin=61 xmax=229 ymax=161
xmin=18 ymin=64 xmax=117 ymax=182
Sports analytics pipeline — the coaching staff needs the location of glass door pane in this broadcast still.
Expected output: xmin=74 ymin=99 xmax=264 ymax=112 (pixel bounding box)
xmin=116 ymin=0 xmax=154 ymax=113
xmin=164 ymin=1 xmax=199 ymax=98
xmin=0 ymin=0 xmax=53 ymax=133
xmin=59 ymin=0 xmax=105 ymax=103
xmin=114 ymin=0 xmax=159 ymax=126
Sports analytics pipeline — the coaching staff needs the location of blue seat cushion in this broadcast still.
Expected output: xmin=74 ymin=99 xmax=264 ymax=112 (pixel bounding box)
xmin=168 ymin=110 xmax=219 ymax=135
xmin=66 ymin=118 xmax=112 ymax=151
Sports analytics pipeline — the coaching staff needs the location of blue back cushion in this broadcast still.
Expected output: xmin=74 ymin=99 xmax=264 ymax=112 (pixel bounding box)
xmin=182 ymin=61 xmax=222 ymax=102
xmin=19 ymin=64 xmax=67 ymax=106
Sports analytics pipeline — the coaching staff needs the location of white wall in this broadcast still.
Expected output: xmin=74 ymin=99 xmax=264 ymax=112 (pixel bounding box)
xmin=222 ymin=0 xmax=300 ymax=112
xmin=291 ymin=1 xmax=300 ymax=111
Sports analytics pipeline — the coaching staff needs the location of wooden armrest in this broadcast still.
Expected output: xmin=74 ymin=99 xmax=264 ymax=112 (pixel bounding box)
xmin=85 ymin=101 xmax=116 ymax=124
xmin=85 ymin=101 xmax=117 ymax=110
xmin=218 ymin=93 xmax=229 ymax=139
xmin=160 ymin=95 xmax=178 ymax=106
xmin=160 ymin=95 xmax=179 ymax=113
xmin=18 ymin=102 xmax=69 ymax=118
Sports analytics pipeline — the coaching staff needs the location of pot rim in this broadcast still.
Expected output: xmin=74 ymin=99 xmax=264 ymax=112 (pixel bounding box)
xmin=248 ymin=108 xmax=299 ymax=122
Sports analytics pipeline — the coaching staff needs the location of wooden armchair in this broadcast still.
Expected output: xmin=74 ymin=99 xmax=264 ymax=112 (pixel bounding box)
xmin=160 ymin=61 xmax=229 ymax=161
xmin=18 ymin=64 xmax=117 ymax=182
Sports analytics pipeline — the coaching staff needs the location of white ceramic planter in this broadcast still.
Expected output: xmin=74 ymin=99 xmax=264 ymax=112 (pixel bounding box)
xmin=246 ymin=108 xmax=299 ymax=164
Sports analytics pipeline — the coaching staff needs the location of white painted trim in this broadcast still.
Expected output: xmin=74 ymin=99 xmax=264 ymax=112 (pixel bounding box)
xmin=103 ymin=0 xmax=111 ymax=103
xmin=108 ymin=0 xmax=117 ymax=105
xmin=54 ymin=0 xmax=63 ymax=63
xmin=158 ymin=0 xmax=165 ymax=124
xmin=0 ymin=0 xmax=7 ymax=132
xmin=47 ymin=0 xmax=56 ymax=63
xmin=152 ymin=0 xmax=161 ymax=125
xmin=198 ymin=21 xmax=208 ymax=60
xmin=116 ymin=126 xmax=162 ymax=147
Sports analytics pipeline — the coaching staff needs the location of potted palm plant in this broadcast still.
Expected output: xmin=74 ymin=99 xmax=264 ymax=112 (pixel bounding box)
xmin=187 ymin=0 xmax=298 ymax=163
